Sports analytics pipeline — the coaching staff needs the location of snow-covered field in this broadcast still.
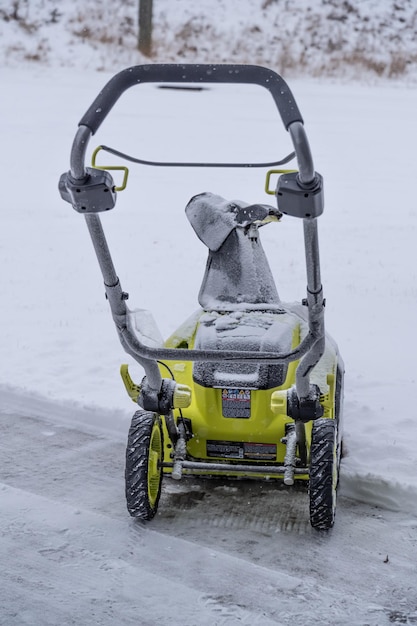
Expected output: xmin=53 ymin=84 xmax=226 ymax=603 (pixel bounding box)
xmin=1 ymin=1 xmax=417 ymax=623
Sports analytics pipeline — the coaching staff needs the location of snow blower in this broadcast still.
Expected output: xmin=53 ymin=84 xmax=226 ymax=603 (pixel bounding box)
xmin=59 ymin=64 xmax=344 ymax=530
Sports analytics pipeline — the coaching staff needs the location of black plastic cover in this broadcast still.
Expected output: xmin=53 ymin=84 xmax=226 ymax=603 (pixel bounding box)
xmin=59 ymin=168 xmax=116 ymax=213
xmin=287 ymin=384 xmax=324 ymax=422
xmin=277 ymin=172 xmax=324 ymax=219
xmin=139 ymin=377 xmax=177 ymax=415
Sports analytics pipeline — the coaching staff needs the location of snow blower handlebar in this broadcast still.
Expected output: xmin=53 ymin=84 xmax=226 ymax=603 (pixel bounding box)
xmin=60 ymin=63 xmax=325 ymax=410
xmin=69 ymin=64 xmax=317 ymax=188
xmin=78 ymin=64 xmax=304 ymax=135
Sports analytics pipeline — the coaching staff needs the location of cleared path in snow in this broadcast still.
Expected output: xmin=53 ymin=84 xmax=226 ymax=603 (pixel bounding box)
xmin=1 ymin=403 xmax=416 ymax=625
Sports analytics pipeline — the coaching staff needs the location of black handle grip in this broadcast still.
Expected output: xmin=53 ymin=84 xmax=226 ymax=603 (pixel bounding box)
xmin=79 ymin=64 xmax=303 ymax=134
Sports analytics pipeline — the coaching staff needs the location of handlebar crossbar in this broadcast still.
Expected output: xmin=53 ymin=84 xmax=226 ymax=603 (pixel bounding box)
xmin=79 ymin=64 xmax=303 ymax=135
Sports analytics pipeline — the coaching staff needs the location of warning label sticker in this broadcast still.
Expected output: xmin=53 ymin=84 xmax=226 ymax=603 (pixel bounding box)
xmin=207 ymin=440 xmax=277 ymax=461
xmin=207 ymin=441 xmax=244 ymax=459
xmin=221 ymin=388 xmax=251 ymax=418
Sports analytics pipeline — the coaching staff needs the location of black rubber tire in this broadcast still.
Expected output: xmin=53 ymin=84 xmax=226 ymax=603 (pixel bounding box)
xmin=309 ymin=418 xmax=338 ymax=531
xmin=125 ymin=410 xmax=164 ymax=520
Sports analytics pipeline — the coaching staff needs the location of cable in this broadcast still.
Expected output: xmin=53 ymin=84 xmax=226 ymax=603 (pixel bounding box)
xmin=157 ymin=361 xmax=187 ymax=430
xmin=99 ymin=144 xmax=296 ymax=169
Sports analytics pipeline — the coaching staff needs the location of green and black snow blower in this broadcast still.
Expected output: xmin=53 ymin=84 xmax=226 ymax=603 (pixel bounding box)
xmin=59 ymin=64 xmax=344 ymax=530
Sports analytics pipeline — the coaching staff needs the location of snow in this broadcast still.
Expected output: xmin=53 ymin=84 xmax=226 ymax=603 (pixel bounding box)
xmin=129 ymin=308 xmax=164 ymax=348
xmin=1 ymin=2 xmax=417 ymax=623
xmin=2 ymin=0 xmax=417 ymax=82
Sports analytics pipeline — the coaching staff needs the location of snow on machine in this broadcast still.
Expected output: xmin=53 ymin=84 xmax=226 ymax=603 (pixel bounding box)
xmin=59 ymin=64 xmax=344 ymax=530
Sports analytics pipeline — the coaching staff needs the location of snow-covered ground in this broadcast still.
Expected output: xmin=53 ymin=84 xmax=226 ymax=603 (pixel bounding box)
xmin=1 ymin=1 xmax=417 ymax=622
xmin=1 ymin=0 xmax=417 ymax=81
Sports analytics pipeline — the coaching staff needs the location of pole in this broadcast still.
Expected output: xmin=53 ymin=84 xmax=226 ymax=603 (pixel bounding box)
xmin=138 ymin=0 xmax=153 ymax=56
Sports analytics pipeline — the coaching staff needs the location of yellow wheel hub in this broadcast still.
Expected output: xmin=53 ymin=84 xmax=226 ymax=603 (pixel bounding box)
xmin=148 ymin=424 xmax=162 ymax=507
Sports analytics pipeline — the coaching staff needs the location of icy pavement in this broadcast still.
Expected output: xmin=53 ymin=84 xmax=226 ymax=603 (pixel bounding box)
xmin=1 ymin=405 xmax=417 ymax=625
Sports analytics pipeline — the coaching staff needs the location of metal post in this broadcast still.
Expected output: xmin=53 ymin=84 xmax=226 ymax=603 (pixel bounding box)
xmin=294 ymin=218 xmax=325 ymax=399
xmin=138 ymin=0 xmax=153 ymax=56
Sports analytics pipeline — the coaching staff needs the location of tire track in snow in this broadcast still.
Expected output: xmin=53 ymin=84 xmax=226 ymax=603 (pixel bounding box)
xmin=158 ymin=479 xmax=312 ymax=535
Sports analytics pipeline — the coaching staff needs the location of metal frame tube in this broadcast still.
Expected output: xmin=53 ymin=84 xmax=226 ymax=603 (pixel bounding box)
xmin=295 ymin=218 xmax=326 ymax=398
xmin=70 ymin=125 xmax=91 ymax=180
xmin=163 ymin=461 xmax=309 ymax=476
xmin=295 ymin=421 xmax=307 ymax=466
xmin=288 ymin=122 xmax=315 ymax=185
xmin=283 ymin=424 xmax=297 ymax=485
xmin=85 ymin=214 xmax=120 ymax=291
xmin=303 ymin=219 xmax=322 ymax=295
xmin=119 ymin=321 xmax=316 ymax=364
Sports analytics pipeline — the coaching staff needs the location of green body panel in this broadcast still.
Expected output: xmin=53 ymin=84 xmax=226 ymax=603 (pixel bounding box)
xmin=157 ymin=308 xmax=338 ymax=480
